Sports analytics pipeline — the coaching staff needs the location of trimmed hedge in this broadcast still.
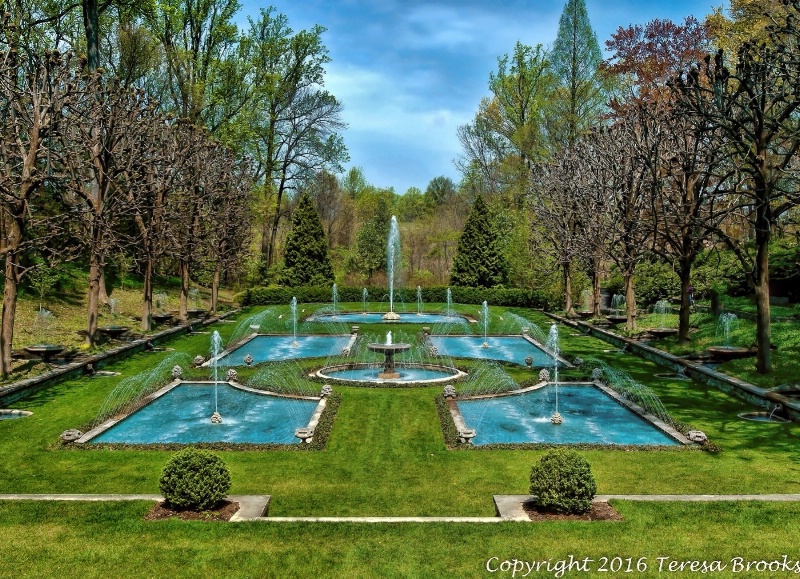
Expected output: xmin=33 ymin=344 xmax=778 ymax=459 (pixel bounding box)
xmin=529 ymin=449 xmax=596 ymax=514
xmin=236 ymin=285 xmax=554 ymax=309
xmin=159 ymin=447 xmax=231 ymax=510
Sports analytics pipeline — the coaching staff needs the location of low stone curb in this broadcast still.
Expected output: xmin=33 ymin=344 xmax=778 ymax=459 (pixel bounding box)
xmin=0 ymin=493 xmax=268 ymax=521
xmin=2 ymin=494 xmax=799 ymax=523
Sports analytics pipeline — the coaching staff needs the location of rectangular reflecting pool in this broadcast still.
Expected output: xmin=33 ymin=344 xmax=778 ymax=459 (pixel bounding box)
xmin=219 ymin=334 xmax=351 ymax=365
xmin=429 ymin=335 xmax=556 ymax=366
xmin=87 ymin=383 xmax=318 ymax=444
xmin=456 ymin=384 xmax=681 ymax=445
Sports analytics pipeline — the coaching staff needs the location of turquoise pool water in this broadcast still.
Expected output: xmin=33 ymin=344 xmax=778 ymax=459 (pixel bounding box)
xmin=219 ymin=335 xmax=350 ymax=365
xmin=311 ymin=312 xmax=459 ymax=324
xmin=429 ymin=335 xmax=556 ymax=366
xmin=457 ymin=385 xmax=680 ymax=445
xmin=89 ymin=383 xmax=317 ymax=444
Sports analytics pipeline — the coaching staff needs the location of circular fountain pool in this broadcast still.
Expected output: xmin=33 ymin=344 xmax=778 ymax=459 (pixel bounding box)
xmin=316 ymin=363 xmax=465 ymax=385
xmin=737 ymin=411 xmax=790 ymax=423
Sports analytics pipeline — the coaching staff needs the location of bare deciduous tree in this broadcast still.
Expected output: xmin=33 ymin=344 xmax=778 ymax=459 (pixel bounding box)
xmin=60 ymin=74 xmax=148 ymax=345
xmin=0 ymin=41 xmax=81 ymax=373
xmin=674 ymin=3 xmax=800 ymax=372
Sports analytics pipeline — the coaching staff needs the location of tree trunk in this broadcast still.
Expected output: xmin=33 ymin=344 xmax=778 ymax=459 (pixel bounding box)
xmin=563 ymin=262 xmax=576 ymax=317
xmin=211 ymin=267 xmax=220 ymax=314
xmin=81 ymin=0 xmax=101 ymax=70
xmin=141 ymin=258 xmax=153 ymax=331
xmin=591 ymin=260 xmax=602 ymax=317
xmin=710 ymin=289 xmax=722 ymax=316
xmin=268 ymin=209 xmax=281 ymax=269
xmin=678 ymin=262 xmax=692 ymax=343
xmin=86 ymin=256 xmax=101 ymax=346
xmin=179 ymin=259 xmax=189 ymax=322
xmin=624 ymin=272 xmax=636 ymax=331
xmin=1 ymin=252 xmax=20 ymax=376
xmin=260 ymin=218 xmax=270 ymax=263
xmin=754 ymin=225 xmax=772 ymax=373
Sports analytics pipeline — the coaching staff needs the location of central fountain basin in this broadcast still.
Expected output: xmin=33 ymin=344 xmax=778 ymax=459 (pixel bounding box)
xmin=80 ymin=381 xmax=320 ymax=444
xmin=454 ymin=384 xmax=682 ymax=445
xmin=316 ymin=362 xmax=465 ymax=384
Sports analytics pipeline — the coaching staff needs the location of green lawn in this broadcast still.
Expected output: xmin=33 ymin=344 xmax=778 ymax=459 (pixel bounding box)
xmin=1 ymin=305 xmax=799 ymax=577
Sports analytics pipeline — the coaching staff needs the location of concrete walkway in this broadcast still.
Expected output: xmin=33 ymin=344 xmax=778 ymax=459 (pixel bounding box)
xmin=494 ymin=494 xmax=800 ymax=521
xmin=2 ymin=493 xmax=799 ymax=523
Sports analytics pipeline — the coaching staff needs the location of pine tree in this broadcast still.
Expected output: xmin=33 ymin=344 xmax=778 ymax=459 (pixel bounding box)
xmin=449 ymin=196 xmax=508 ymax=288
xmin=280 ymin=194 xmax=335 ymax=286
xmin=549 ymin=0 xmax=607 ymax=148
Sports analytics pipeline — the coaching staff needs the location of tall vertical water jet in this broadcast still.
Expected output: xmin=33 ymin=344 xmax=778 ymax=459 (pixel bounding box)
xmin=331 ymin=283 xmax=338 ymax=317
xmin=416 ymin=286 xmax=422 ymax=314
xmin=210 ymin=331 xmax=223 ymax=423
xmin=383 ymin=216 xmax=401 ymax=320
xmin=362 ymin=288 xmax=369 ymax=313
xmin=290 ymin=296 xmax=298 ymax=347
xmin=481 ymin=301 xmax=490 ymax=347
xmin=545 ymin=323 xmax=562 ymax=424
xmin=446 ymin=288 xmax=453 ymax=317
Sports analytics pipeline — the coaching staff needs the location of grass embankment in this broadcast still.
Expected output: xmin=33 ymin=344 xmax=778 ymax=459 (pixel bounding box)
xmin=6 ymin=282 xmax=233 ymax=385
xmin=1 ymin=305 xmax=799 ymax=577
xmin=635 ymin=308 xmax=800 ymax=390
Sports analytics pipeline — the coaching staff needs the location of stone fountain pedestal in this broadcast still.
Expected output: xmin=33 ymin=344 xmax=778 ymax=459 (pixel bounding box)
xmin=367 ymin=342 xmax=411 ymax=379
xmin=382 ymin=311 xmax=400 ymax=321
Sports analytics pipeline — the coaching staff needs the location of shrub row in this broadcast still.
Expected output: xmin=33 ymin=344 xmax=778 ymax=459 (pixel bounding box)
xmin=237 ymin=285 xmax=554 ymax=309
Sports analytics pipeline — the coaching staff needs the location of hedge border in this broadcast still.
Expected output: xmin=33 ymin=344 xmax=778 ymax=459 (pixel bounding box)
xmin=237 ymin=285 xmax=554 ymax=309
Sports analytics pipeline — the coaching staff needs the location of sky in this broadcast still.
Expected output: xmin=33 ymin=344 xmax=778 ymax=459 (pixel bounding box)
xmin=239 ymin=0 xmax=726 ymax=194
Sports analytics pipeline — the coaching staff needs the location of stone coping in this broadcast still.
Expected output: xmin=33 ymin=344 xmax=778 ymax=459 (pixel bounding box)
xmin=76 ymin=379 xmax=323 ymax=445
xmin=0 ymin=309 xmax=240 ymax=406
xmin=449 ymin=381 xmax=691 ymax=446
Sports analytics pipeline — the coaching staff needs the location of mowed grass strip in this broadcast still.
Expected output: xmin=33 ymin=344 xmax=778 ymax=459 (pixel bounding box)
xmin=1 ymin=501 xmax=800 ymax=578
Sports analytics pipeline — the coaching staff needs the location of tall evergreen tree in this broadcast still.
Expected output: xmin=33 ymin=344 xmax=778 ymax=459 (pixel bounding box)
xmin=549 ymin=0 xmax=607 ymax=148
xmin=449 ymin=196 xmax=508 ymax=288
xmin=280 ymin=193 xmax=334 ymax=286
xmin=346 ymin=194 xmax=392 ymax=282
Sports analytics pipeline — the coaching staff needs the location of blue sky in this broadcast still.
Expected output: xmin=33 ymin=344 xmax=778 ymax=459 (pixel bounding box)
xmin=239 ymin=0 xmax=725 ymax=194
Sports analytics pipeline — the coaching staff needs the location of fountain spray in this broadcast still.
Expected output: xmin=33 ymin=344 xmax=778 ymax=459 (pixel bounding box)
xmin=210 ymin=330 xmax=223 ymax=423
xmin=290 ymin=296 xmax=298 ymax=347
xmin=446 ymin=288 xmax=452 ymax=317
xmin=383 ymin=216 xmax=401 ymax=320
xmin=481 ymin=301 xmax=490 ymax=348
xmin=546 ymin=323 xmax=562 ymax=425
